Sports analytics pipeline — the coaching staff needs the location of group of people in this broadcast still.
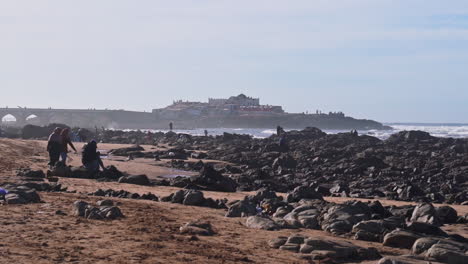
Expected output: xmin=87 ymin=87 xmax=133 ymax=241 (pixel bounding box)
xmin=47 ymin=127 xmax=105 ymax=172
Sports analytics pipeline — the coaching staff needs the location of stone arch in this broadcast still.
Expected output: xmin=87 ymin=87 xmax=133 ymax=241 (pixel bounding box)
xmin=1 ymin=114 xmax=17 ymax=124
xmin=26 ymin=114 xmax=38 ymax=120
xmin=25 ymin=114 xmax=41 ymax=125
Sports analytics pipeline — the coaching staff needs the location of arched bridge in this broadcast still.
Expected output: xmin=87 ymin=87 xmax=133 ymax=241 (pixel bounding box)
xmin=0 ymin=108 xmax=155 ymax=129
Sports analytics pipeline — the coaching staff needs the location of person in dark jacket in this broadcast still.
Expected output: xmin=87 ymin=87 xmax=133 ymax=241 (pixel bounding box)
xmin=47 ymin=127 xmax=62 ymax=167
xmin=82 ymin=140 xmax=105 ymax=172
xmin=60 ymin=128 xmax=77 ymax=165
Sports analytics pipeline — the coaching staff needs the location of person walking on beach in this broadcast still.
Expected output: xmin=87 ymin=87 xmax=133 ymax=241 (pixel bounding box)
xmin=60 ymin=128 xmax=77 ymax=165
xmin=82 ymin=140 xmax=105 ymax=172
xmin=47 ymin=127 xmax=62 ymax=167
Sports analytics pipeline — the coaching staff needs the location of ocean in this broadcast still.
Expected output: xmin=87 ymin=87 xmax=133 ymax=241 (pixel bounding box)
xmin=135 ymin=123 xmax=468 ymax=140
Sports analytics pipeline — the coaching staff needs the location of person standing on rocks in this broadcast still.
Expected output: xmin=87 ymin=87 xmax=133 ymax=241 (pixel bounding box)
xmin=204 ymin=130 xmax=208 ymax=137
xmin=169 ymin=122 xmax=173 ymax=131
xmin=47 ymin=127 xmax=63 ymax=168
xmin=276 ymin=126 xmax=284 ymax=136
xmin=82 ymin=140 xmax=105 ymax=172
xmin=60 ymin=128 xmax=77 ymax=165
xmin=278 ymin=134 xmax=288 ymax=152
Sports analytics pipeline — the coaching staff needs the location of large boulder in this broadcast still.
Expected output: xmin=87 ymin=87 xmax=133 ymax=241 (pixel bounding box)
xmin=383 ymin=229 xmax=421 ymax=249
xmin=98 ymin=165 xmax=124 ymax=180
xmin=2 ymin=185 xmax=41 ymax=204
xmin=412 ymin=237 xmax=468 ymax=264
xmin=272 ymin=154 xmax=297 ymax=170
xmin=247 ymin=188 xmax=278 ymax=203
xmin=410 ymin=203 xmax=441 ymax=226
xmin=272 ymin=236 xmax=381 ymax=261
xmin=244 ymin=216 xmax=279 ymax=230
xmin=352 ymin=220 xmax=389 ymax=242
xmin=426 ymin=243 xmax=468 ymax=264
xmin=436 ymin=206 xmax=458 ymax=224
xmin=321 ymin=201 xmax=372 ymax=235
xmin=109 ymin=145 xmax=145 ymax=156
xmin=72 ymin=200 xmax=123 ymax=220
xmin=180 ymin=219 xmax=215 ymax=236
xmin=406 ymin=222 xmax=448 ymax=237
xmin=377 ymin=256 xmax=443 ymax=264
xmin=191 ymin=165 xmax=237 ymax=192
xmin=387 ymin=130 xmax=435 ymax=143
xmin=182 ymin=190 xmax=205 ymax=206
xmin=225 ymin=200 xmax=256 ymax=217
xmin=286 ymin=186 xmax=323 ymax=203
xmin=118 ymin=175 xmax=150 ymax=186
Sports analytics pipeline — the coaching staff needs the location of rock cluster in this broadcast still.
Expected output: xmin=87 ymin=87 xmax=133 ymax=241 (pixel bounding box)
xmin=72 ymin=200 xmax=124 ymax=220
xmin=205 ymin=129 xmax=467 ymax=204
xmin=169 ymin=165 xmax=238 ymax=192
xmin=180 ymin=219 xmax=216 ymax=236
xmin=14 ymin=168 xmax=67 ymax=192
xmin=160 ymin=189 xmax=227 ymax=209
xmin=1 ymin=184 xmax=42 ymax=204
xmin=92 ymin=128 xmax=467 ymax=204
xmin=269 ymin=235 xmax=381 ymax=262
xmin=49 ymin=164 xmax=152 ymax=186
xmin=232 ymin=188 xmax=468 ymax=263
xmin=89 ymin=188 xmax=159 ymax=201
xmin=117 ymin=174 xmax=150 ymax=186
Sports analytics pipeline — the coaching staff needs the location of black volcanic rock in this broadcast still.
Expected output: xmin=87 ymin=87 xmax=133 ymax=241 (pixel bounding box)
xmin=190 ymin=165 xmax=238 ymax=192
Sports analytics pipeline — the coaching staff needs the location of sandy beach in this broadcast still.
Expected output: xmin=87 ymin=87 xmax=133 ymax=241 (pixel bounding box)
xmin=0 ymin=138 xmax=467 ymax=264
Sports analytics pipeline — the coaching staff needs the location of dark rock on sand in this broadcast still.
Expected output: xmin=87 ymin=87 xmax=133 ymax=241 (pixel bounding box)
xmin=244 ymin=216 xmax=279 ymax=230
xmin=2 ymin=184 xmax=41 ymax=204
xmin=118 ymin=174 xmax=150 ymax=186
xmin=73 ymin=200 xmax=124 ymax=220
xmin=180 ymin=219 xmax=215 ymax=236
xmin=383 ymin=229 xmax=422 ymax=249
xmin=190 ymin=165 xmax=237 ymax=192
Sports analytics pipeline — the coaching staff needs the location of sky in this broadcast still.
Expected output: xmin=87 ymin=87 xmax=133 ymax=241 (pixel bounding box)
xmin=1 ymin=0 xmax=468 ymax=123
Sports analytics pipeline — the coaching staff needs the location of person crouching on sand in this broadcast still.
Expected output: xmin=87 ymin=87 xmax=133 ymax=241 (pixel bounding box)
xmin=60 ymin=128 xmax=77 ymax=165
xmin=82 ymin=140 xmax=105 ymax=172
xmin=47 ymin=127 xmax=62 ymax=168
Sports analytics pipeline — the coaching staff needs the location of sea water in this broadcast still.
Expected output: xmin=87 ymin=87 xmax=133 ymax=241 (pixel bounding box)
xmin=131 ymin=123 xmax=468 ymax=140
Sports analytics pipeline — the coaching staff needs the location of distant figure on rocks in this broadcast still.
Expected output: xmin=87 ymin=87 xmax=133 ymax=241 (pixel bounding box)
xmin=47 ymin=127 xmax=62 ymax=168
xmin=278 ymin=135 xmax=288 ymax=152
xmin=351 ymin=129 xmax=358 ymax=136
xmin=204 ymin=130 xmax=208 ymax=137
xmin=276 ymin=125 xmax=284 ymax=136
xmin=82 ymin=140 xmax=105 ymax=172
xmin=169 ymin=122 xmax=173 ymax=131
xmin=60 ymin=128 xmax=77 ymax=165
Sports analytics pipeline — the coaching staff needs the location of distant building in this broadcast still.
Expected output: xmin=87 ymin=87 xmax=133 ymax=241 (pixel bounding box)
xmin=154 ymin=94 xmax=284 ymax=119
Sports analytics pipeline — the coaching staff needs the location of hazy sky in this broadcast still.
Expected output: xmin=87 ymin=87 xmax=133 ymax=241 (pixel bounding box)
xmin=1 ymin=1 xmax=468 ymax=123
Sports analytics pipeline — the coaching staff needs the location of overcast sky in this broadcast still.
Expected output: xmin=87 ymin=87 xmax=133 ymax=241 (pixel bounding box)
xmin=1 ymin=1 xmax=468 ymax=123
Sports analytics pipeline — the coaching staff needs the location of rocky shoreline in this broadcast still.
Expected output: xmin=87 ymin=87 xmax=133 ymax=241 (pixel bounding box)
xmin=1 ymin=125 xmax=467 ymax=263
xmin=94 ymin=127 xmax=467 ymax=205
xmin=3 ymin=125 xmax=467 ymax=204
